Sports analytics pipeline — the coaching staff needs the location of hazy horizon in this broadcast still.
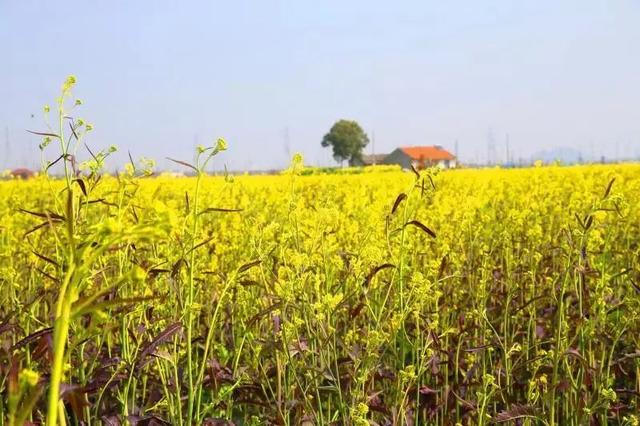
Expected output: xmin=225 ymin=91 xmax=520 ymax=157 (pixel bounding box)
xmin=2 ymin=1 xmax=640 ymax=171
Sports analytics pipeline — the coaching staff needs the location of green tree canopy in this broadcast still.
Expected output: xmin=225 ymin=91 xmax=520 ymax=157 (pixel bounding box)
xmin=321 ymin=120 xmax=369 ymax=166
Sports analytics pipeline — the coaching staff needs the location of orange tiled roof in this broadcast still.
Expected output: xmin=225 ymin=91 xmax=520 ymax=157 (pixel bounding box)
xmin=400 ymin=146 xmax=455 ymax=161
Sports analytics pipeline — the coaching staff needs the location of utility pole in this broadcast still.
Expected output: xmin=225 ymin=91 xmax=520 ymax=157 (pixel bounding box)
xmin=191 ymin=134 xmax=199 ymax=172
xmin=371 ymin=130 xmax=376 ymax=164
xmin=283 ymin=126 xmax=291 ymax=161
xmin=3 ymin=126 xmax=9 ymax=169
xmin=487 ymin=128 xmax=496 ymax=166
xmin=505 ymin=133 xmax=510 ymax=166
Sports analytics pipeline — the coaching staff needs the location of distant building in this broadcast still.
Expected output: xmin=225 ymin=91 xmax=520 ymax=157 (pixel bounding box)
xmin=11 ymin=168 xmax=35 ymax=179
xmin=382 ymin=146 xmax=456 ymax=169
xmin=352 ymin=153 xmax=389 ymax=166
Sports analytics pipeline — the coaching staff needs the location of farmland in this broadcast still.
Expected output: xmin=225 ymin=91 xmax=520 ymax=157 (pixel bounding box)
xmin=1 ymin=160 xmax=640 ymax=425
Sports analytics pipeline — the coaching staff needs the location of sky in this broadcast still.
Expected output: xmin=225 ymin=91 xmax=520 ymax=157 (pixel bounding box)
xmin=1 ymin=0 xmax=640 ymax=171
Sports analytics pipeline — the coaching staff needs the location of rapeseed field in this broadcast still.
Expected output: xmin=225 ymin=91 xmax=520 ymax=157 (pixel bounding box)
xmin=2 ymin=78 xmax=640 ymax=425
xmin=2 ymin=161 xmax=640 ymax=425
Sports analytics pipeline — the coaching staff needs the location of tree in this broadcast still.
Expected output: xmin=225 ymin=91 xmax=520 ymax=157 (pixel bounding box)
xmin=321 ymin=120 xmax=369 ymax=166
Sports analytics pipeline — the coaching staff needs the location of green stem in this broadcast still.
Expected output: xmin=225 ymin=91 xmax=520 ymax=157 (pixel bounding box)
xmin=46 ymin=263 xmax=75 ymax=426
xmin=186 ymin=172 xmax=202 ymax=423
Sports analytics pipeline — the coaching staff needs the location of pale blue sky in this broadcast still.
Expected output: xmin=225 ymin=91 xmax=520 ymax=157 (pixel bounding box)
xmin=1 ymin=1 xmax=640 ymax=170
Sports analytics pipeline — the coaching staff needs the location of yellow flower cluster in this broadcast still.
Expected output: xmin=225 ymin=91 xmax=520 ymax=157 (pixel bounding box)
xmin=2 ymin=163 xmax=640 ymax=424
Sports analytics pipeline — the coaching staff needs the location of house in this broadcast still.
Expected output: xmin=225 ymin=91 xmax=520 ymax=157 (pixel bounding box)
xmin=352 ymin=153 xmax=389 ymax=166
xmin=10 ymin=168 xmax=36 ymax=179
xmin=382 ymin=146 xmax=456 ymax=169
